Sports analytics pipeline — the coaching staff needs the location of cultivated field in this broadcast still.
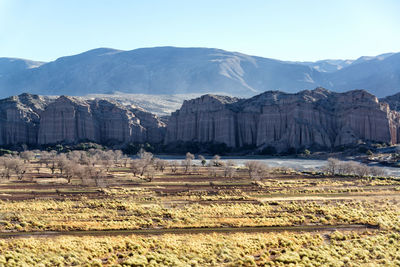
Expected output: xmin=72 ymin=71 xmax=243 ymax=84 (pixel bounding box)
xmin=0 ymin=150 xmax=400 ymax=266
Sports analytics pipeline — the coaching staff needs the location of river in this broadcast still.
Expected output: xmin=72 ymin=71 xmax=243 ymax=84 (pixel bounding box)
xmin=155 ymin=155 xmax=400 ymax=177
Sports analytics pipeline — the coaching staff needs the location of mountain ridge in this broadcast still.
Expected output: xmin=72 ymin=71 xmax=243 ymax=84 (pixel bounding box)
xmin=0 ymin=46 xmax=399 ymax=98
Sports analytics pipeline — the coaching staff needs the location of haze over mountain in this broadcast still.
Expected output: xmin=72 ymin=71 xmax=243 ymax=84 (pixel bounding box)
xmin=0 ymin=46 xmax=398 ymax=98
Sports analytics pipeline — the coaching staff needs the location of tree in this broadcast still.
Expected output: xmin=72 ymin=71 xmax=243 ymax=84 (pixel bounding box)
xmin=112 ymin=150 xmax=123 ymax=165
xmin=20 ymin=151 xmax=35 ymax=163
xmin=49 ymin=161 xmax=57 ymax=174
xmin=83 ymin=165 xmax=106 ymax=187
xmin=102 ymin=157 xmax=114 ymax=172
xmin=0 ymin=156 xmax=13 ymax=179
xmin=244 ymin=161 xmax=269 ymax=180
xmin=155 ymin=159 xmax=168 ymax=173
xmin=143 ymin=165 xmax=156 ymax=182
xmin=370 ymin=166 xmax=386 ymax=177
xmin=182 ymin=152 xmax=195 ymax=174
xmin=210 ymin=155 xmax=222 ymax=167
xmin=223 ymin=160 xmax=236 ymax=178
xmin=208 ymin=165 xmax=218 ymax=177
xmin=170 ymin=161 xmax=178 ymax=173
xmin=324 ymin=158 xmax=340 ymax=175
xmin=198 ymin=155 xmax=206 ymax=167
xmin=130 ymin=159 xmax=142 ymax=177
xmin=63 ymin=161 xmax=78 ymax=184
xmin=55 ymin=154 xmax=69 ymax=175
xmin=10 ymin=157 xmax=26 ymax=180
xmin=137 ymin=149 xmax=153 ymax=176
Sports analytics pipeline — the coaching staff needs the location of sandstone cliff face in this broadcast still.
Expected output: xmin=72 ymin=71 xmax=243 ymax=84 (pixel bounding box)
xmin=165 ymin=88 xmax=399 ymax=151
xmin=380 ymin=93 xmax=400 ymax=144
xmin=0 ymin=93 xmax=49 ymax=145
xmin=0 ymin=93 xmax=166 ymax=146
xmin=2 ymin=89 xmax=400 ymax=150
xmin=38 ymin=96 xmax=95 ymax=144
xmin=38 ymin=97 xmax=166 ymax=145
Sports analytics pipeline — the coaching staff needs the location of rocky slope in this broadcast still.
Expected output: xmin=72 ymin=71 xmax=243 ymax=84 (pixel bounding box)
xmin=0 ymin=93 xmax=165 ymax=146
xmin=165 ymin=88 xmax=400 ymax=151
xmin=0 ymin=47 xmax=399 ymax=98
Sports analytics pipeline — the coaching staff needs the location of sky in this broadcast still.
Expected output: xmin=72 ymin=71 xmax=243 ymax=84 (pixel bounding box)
xmin=0 ymin=0 xmax=399 ymax=62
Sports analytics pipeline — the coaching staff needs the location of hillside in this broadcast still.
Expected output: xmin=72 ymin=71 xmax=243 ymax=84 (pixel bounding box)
xmin=0 ymin=47 xmax=399 ymax=98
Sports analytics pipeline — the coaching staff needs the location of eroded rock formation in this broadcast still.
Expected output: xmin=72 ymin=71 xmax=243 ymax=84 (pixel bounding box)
xmin=0 ymin=93 xmax=166 ymax=146
xmin=2 ymin=88 xmax=400 ymax=151
xmin=165 ymin=88 xmax=400 ymax=151
xmin=38 ymin=96 xmax=166 ymax=145
xmin=0 ymin=93 xmax=49 ymax=145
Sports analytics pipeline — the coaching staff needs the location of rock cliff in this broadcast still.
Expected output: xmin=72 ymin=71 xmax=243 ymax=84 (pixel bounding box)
xmin=38 ymin=97 xmax=166 ymax=145
xmin=0 ymin=93 xmax=166 ymax=146
xmin=165 ymin=88 xmax=400 ymax=151
xmin=0 ymin=93 xmax=49 ymax=145
xmin=2 ymin=89 xmax=400 ymax=151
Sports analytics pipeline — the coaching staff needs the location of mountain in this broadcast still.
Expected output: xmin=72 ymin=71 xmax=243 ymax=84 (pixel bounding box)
xmin=83 ymin=93 xmax=202 ymax=116
xmin=0 ymin=58 xmax=44 ymax=77
xmin=0 ymin=47 xmax=399 ymax=98
xmin=296 ymin=59 xmax=354 ymax=72
xmin=323 ymin=53 xmax=400 ymax=97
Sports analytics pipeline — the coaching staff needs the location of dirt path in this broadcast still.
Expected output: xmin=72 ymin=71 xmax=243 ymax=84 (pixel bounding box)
xmin=257 ymin=193 xmax=400 ymax=202
xmin=0 ymin=224 xmax=379 ymax=239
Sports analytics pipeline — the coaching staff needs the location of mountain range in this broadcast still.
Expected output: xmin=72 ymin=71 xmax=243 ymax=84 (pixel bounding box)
xmin=0 ymin=47 xmax=399 ymax=98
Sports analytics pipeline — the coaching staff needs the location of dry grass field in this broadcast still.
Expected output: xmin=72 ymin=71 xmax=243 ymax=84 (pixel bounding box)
xmin=0 ymin=150 xmax=400 ymax=266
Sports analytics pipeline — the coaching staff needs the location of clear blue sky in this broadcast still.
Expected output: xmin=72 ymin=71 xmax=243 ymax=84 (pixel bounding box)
xmin=1 ymin=0 xmax=399 ymax=62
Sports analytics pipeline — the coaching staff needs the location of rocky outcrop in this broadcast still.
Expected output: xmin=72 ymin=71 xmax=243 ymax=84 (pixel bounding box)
xmin=2 ymin=89 xmax=400 ymax=151
xmin=0 ymin=93 xmax=50 ymax=145
xmin=38 ymin=97 xmax=166 ymax=145
xmin=165 ymin=88 xmax=400 ymax=151
xmin=0 ymin=93 xmax=166 ymax=146
xmin=380 ymin=93 xmax=400 ymax=144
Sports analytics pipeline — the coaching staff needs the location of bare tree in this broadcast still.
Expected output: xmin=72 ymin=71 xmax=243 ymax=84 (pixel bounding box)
xmin=0 ymin=157 xmax=12 ymax=179
xmin=83 ymin=165 xmax=106 ymax=187
xmin=324 ymin=159 xmax=383 ymax=178
xmin=131 ymin=159 xmax=142 ymax=177
xmin=11 ymin=158 xmax=26 ymax=180
xmin=63 ymin=161 xmax=77 ymax=184
xmin=324 ymin=158 xmax=340 ymax=175
xmin=133 ymin=149 xmax=153 ymax=176
xmin=182 ymin=152 xmax=195 ymax=174
xmin=20 ymin=151 xmax=35 ymax=163
xmin=112 ymin=150 xmax=123 ymax=166
xmin=49 ymin=161 xmax=57 ymax=174
xmin=39 ymin=151 xmax=52 ymax=167
xmin=208 ymin=165 xmax=218 ymax=177
xmin=102 ymin=158 xmax=114 ymax=172
xmin=370 ymin=166 xmax=386 ymax=177
xmin=245 ymin=161 xmax=269 ymax=180
xmin=155 ymin=159 xmax=168 ymax=173
xmin=170 ymin=161 xmax=178 ymax=173
xmin=56 ymin=154 xmax=69 ymax=175
xmin=121 ymin=156 xmax=130 ymax=167
xmin=210 ymin=155 xmax=222 ymax=167
xmin=223 ymin=160 xmax=236 ymax=178
xmin=144 ymin=165 xmax=156 ymax=182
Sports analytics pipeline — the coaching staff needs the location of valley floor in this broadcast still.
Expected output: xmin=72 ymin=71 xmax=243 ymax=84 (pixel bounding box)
xmin=1 ymin=162 xmax=400 ymax=266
